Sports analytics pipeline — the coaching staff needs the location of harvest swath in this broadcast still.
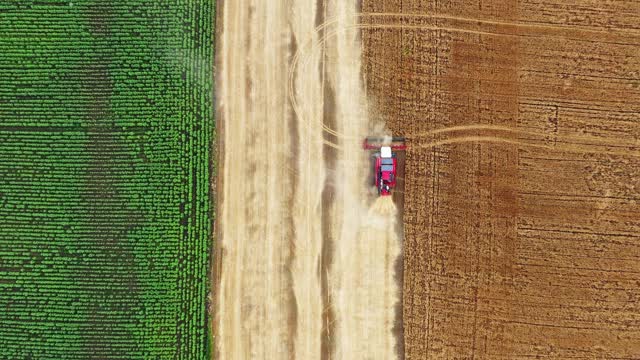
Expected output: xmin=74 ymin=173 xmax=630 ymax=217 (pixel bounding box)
xmin=0 ymin=1 xmax=214 ymax=359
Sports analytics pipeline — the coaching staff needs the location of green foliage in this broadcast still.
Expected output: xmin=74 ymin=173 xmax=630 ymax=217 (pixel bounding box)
xmin=0 ymin=1 xmax=214 ymax=359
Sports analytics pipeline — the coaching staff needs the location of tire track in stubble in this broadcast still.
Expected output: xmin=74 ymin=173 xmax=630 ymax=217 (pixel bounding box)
xmin=290 ymin=0 xmax=325 ymax=358
xmin=289 ymin=12 xmax=640 ymax=145
xmin=289 ymin=19 xmax=640 ymax=159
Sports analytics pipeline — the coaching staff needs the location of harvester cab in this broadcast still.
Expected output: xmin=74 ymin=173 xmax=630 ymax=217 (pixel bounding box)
xmin=363 ymin=137 xmax=406 ymax=196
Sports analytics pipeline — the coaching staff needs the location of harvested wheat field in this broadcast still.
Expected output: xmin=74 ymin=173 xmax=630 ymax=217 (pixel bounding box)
xmin=215 ymin=0 xmax=403 ymax=358
xmin=361 ymin=0 xmax=640 ymax=359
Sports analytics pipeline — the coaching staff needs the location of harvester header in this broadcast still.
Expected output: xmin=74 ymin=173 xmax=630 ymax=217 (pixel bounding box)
xmin=363 ymin=137 xmax=407 ymax=150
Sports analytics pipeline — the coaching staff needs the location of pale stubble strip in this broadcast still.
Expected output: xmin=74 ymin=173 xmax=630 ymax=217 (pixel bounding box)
xmin=217 ymin=0 xmax=399 ymax=358
xmin=291 ymin=0 xmax=326 ymax=359
xmin=217 ymin=0 xmax=294 ymax=358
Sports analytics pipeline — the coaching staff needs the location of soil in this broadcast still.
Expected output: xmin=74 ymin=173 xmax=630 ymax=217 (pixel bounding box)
xmin=361 ymin=0 xmax=640 ymax=359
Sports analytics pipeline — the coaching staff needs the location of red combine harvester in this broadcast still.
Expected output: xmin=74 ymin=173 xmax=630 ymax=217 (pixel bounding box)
xmin=363 ymin=137 xmax=406 ymax=196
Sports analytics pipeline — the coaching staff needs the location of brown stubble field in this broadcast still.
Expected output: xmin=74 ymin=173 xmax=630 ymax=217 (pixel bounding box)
xmin=361 ymin=0 xmax=640 ymax=358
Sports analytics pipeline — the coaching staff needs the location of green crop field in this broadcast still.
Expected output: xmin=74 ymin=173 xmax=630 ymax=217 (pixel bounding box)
xmin=0 ymin=1 xmax=214 ymax=359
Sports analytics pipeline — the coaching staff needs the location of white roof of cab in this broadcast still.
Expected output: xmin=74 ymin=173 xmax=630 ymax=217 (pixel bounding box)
xmin=380 ymin=146 xmax=392 ymax=158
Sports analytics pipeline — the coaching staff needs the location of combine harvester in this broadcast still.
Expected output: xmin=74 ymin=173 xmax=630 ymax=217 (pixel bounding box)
xmin=363 ymin=137 xmax=406 ymax=196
